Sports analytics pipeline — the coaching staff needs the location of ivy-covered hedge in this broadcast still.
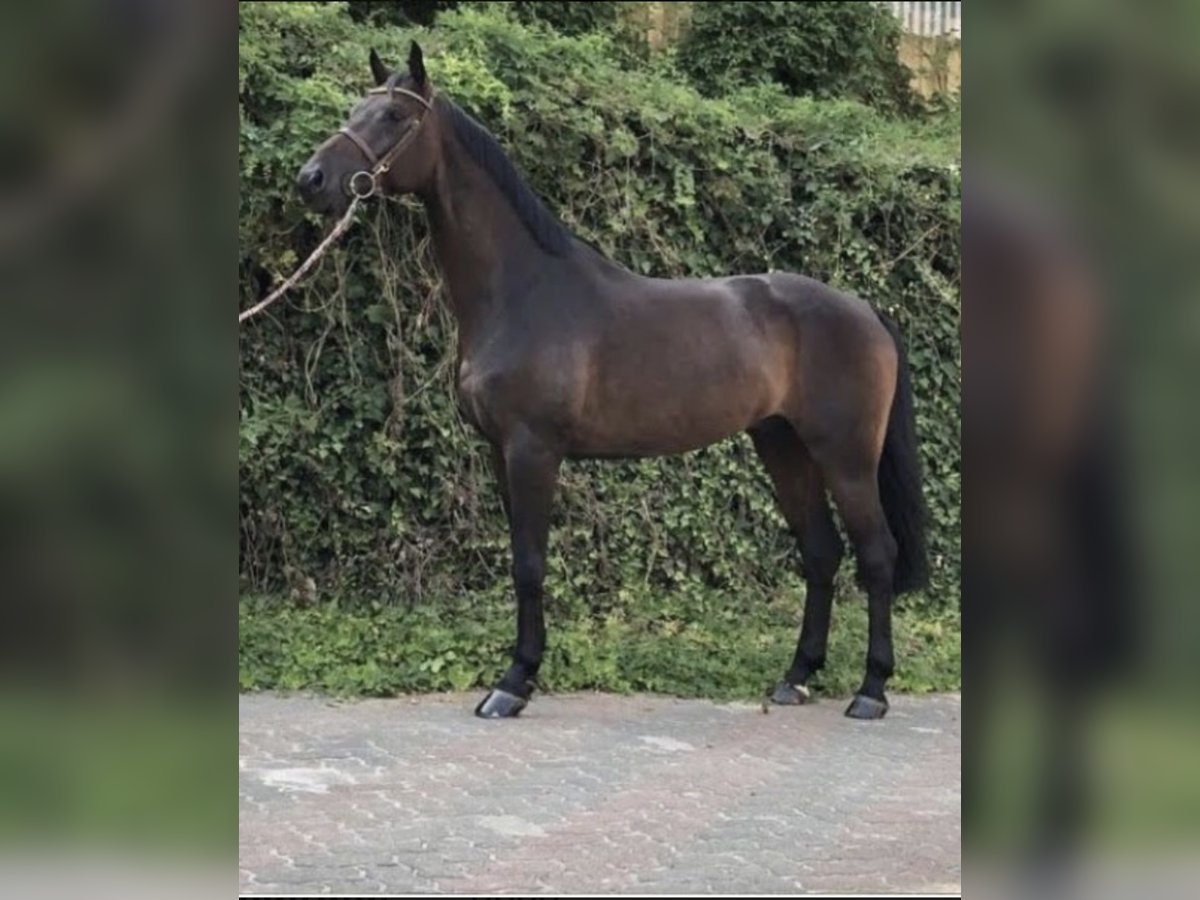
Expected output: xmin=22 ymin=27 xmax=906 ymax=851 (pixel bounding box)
xmin=239 ymin=4 xmax=960 ymax=685
xmin=677 ymin=1 xmax=919 ymax=116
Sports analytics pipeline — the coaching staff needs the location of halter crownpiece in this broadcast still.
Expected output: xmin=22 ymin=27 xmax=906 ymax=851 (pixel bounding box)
xmin=338 ymin=87 xmax=436 ymax=198
xmin=366 ymin=85 xmax=434 ymax=108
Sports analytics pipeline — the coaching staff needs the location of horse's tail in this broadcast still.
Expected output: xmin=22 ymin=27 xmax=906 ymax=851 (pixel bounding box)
xmin=875 ymin=310 xmax=931 ymax=595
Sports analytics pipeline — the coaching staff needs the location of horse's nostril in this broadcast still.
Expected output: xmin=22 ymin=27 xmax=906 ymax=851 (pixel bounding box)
xmin=297 ymin=165 xmax=325 ymax=195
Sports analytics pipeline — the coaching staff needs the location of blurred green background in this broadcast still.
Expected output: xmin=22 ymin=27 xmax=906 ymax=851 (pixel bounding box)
xmin=969 ymin=0 xmax=1200 ymax=884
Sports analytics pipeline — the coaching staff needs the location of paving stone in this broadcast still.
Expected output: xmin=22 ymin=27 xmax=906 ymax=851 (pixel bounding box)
xmin=240 ymin=692 xmax=960 ymax=894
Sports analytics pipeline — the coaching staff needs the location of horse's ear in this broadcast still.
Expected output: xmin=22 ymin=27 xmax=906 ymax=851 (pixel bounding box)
xmin=369 ymin=48 xmax=390 ymax=86
xmin=407 ymin=41 xmax=427 ymax=88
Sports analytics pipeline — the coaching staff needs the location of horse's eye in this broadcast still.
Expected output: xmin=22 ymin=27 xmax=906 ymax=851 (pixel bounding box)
xmin=385 ymin=108 xmax=405 ymax=123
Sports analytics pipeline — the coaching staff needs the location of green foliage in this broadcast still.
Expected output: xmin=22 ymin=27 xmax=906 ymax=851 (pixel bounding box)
xmin=347 ymin=1 xmax=460 ymax=28
xmin=677 ymin=1 xmax=920 ymax=116
xmin=509 ymin=1 xmax=622 ymax=36
xmin=238 ymin=4 xmax=960 ymax=692
xmin=240 ymin=590 xmax=961 ymax=698
xmin=346 ymin=1 xmax=622 ymax=36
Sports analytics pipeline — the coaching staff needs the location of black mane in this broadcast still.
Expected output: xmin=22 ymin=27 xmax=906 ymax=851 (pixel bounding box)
xmin=441 ymin=99 xmax=574 ymax=256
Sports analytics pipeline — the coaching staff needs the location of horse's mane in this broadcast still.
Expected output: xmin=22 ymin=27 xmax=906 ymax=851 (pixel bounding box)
xmin=441 ymin=98 xmax=578 ymax=257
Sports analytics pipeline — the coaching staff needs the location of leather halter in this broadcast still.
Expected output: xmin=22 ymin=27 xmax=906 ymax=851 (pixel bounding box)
xmin=337 ymin=86 xmax=434 ymax=198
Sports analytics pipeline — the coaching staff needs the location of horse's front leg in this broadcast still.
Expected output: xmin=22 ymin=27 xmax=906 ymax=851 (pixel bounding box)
xmin=476 ymin=428 xmax=562 ymax=718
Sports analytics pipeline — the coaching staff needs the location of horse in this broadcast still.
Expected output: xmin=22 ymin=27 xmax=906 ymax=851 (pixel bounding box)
xmin=296 ymin=43 xmax=930 ymax=719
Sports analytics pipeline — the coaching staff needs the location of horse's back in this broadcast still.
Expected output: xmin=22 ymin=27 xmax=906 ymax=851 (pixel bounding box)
xmin=758 ymin=272 xmax=887 ymax=332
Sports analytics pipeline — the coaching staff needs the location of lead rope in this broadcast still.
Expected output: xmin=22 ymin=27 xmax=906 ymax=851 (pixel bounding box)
xmin=238 ymin=196 xmax=362 ymax=324
xmin=239 ymin=86 xmax=433 ymax=325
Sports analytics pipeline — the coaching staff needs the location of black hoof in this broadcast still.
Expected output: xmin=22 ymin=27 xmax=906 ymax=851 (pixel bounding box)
xmin=844 ymin=693 xmax=889 ymax=720
xmin=474 ymin=688 xmax=528 ymax=719
xmin=769 ymin=681 xmax=812 ymax=706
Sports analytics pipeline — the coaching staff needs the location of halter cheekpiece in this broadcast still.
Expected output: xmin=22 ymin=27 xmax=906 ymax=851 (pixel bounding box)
xmin=338 ymin=86 xmax=434 ymax=199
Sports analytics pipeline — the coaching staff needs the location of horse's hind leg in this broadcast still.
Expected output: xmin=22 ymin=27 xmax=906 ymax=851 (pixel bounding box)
xmin=818 ymin=459 xmax=899 ymax=719
xmin=749 ymin=417 xmax=844 ymax=705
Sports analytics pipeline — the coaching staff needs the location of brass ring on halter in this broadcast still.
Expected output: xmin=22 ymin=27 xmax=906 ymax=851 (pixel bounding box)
xmin=348 ymin=170 xmax=377 ymax=199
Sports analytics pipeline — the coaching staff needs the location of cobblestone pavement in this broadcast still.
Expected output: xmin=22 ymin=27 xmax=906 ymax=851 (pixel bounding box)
xmin=240 ymin=692 xmax=960 ymax=894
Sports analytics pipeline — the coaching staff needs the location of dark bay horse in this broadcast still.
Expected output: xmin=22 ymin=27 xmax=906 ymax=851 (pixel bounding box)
xmin=296 ymin=44 xmax=929 ymax=719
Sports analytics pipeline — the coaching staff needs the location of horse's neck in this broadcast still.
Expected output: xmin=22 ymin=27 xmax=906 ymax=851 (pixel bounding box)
xmin=421 ymin=139 xmax=546 ymax=354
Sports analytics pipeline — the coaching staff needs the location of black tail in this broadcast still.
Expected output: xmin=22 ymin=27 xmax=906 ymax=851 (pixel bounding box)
xmin=875 ymin=311 xmax=931 ymax=595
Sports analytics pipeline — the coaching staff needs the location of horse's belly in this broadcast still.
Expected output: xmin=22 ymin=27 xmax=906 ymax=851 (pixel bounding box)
xmin=571 ymin=360 xmax=783 ymax=457
xmin=589 ymin=415 xmax=758 ymax=457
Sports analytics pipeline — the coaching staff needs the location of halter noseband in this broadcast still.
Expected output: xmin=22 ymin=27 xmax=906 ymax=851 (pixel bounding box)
xmin=338 ymin=86 xmax=434 ymax=199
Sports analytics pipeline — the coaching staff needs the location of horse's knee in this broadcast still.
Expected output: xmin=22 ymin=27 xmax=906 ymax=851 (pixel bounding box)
xmin=512 ymin=552 xmax=545 ymax=597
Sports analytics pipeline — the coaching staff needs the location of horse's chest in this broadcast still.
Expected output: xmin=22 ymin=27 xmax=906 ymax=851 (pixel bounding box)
xmin=456 ymin=359 xmax=505 ymax=438
xmin=456 ymin=340 xmax=584 ymax=443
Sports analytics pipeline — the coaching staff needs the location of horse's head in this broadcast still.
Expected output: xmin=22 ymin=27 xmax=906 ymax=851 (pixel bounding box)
xmin=297 ymin=42 xmax=439 ymax=216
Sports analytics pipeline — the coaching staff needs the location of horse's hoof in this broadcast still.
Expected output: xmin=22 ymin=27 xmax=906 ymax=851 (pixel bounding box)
xmin=844 ymin=693 xmax=889 ymax=720
xmin=769 ymin=681 xmax=812 ymax=706
xmin=474 ymin=688 xmax=528 ymax=719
